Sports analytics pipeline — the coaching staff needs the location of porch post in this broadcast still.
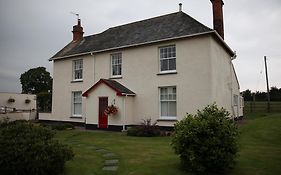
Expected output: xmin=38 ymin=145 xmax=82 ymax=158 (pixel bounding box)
xmin=122 ymin=94 xmax=127 ymax=131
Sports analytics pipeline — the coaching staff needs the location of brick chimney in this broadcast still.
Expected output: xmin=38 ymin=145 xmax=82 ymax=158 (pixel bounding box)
xmin=72 ymin=19 xmax=84 ymax=41
xmin=210 ymin=0 xmax=224 ymax=39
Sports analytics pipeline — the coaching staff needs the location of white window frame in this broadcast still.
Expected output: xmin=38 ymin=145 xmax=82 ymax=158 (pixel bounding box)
xmin=72 ymin=91 xmax=82 ymax=117
xmin=159 ymin=86 xmax=177 ymax=119
xmin=159 ymin=45 xmax=176 ymax=73
xmin=111 ymin=53 xmax=122 ymax=78
xmin=233 ymin=94 xmax=239 ymax=106
xmin=240 ymin=96 xmax=244 ymax=108
xmin=73 ymin=59 xmax=83 ymax=81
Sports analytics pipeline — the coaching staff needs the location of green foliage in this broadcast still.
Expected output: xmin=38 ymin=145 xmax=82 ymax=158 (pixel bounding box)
xmin=41 ymin=122 xmax=75 ymax=130
xmin=127 ymin=119 xmax=161 ymax=137
xmin=127 ymin=126 xmax=138 ymax=136
xmin=242 ymin=87 xmax=281 ymax=101
xmin=20 ymin=67 xmax=52 ymax=94
xmin=0 ymin=121 xmax=74 ymax=175
xmin=171 ymin=104 xmax=239 ymax=174
xmin=242 ymin=89 xmax=253 ymax=101
xmin=37 ymin=92 xmax=52 ymax=112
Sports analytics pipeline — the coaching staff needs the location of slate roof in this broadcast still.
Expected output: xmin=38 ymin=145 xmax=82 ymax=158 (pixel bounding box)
xmin=51 ymin=11 xmax=213 ymax=59
xmin=82 ymin=79 xmax=136 ymax=97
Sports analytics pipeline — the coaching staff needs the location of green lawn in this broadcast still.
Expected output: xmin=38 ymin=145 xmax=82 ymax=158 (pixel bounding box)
xmin=230 ymin=113 xmax=281 ymax=175
xmin=55 ymin=113 xmax=281 ymax=175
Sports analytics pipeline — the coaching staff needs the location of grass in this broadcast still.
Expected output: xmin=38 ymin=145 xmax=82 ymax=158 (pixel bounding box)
xmin=230 ymin=113 xmax=281 ymax=175
xmin=55 ymin=113 xmax=281 ymax=175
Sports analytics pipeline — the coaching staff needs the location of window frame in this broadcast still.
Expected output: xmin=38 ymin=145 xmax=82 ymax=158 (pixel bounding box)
xmin=233 ymin=94 xmax=239 ymax=106
xmin=159 ymin=86 xmax=177 ymax=119
xmin=72 ymin=91 xmax=82 ymax=117
xmin=111 ymin=53 xmax=122 ymax=78
xmin=73 ymin=59 xmax=83 ymax=81
xmin=240 ymin=96 xmax=244 ymax=108
xmin=159 ymin=45 xmax=176 ymax=73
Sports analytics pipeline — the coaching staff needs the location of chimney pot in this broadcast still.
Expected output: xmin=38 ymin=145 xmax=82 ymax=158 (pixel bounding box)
xmin=210 ymin=0 xmax=224 ymax=39
xmin=179 ymin=3 xmax=182 ymax=12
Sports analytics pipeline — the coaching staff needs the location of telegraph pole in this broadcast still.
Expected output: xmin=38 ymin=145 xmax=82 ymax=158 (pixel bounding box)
xmin=264 ymin=56 xmax=270 ymax=112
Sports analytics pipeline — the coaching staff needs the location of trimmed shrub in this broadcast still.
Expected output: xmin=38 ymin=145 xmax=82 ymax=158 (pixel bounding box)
xmin=41 ymin=122 xmax=75 ymax=130
xmin=127 ymin=119 xmax=161 ymax=137
xmin=171 ymin=104 xmax=239 ymax=174
xmin=127 ymin=126 xmax=138 ymax=136
xmin=0 ymin=121 xmax=74 ymax=175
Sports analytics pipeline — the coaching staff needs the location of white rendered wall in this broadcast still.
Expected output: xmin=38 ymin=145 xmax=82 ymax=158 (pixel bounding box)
xmin=51 ymin=35 xmax=240 ymax=126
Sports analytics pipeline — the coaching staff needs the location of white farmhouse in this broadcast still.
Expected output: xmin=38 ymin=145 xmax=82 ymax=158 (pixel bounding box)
xmin=42 ymin=0 xmax=243 ymax=130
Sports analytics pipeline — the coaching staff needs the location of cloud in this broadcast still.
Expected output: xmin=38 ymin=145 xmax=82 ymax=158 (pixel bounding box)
xmin=0 ymin=0 xmax=280 ymax=93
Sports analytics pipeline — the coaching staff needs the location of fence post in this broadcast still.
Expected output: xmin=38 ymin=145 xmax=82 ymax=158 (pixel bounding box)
xmin=250 ymin=102 xmax=252 ymax=113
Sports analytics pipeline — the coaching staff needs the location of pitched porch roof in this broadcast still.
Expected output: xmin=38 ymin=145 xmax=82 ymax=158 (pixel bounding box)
xmin=82 ymin=79 xmax=136 ymax=97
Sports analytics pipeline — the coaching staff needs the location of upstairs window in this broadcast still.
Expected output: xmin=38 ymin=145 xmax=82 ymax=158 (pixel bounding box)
xmin=111 ymin=53 xmax=122 ymax=77
xmin=159 ymin=45 xmax=176 ymax=72
xmin=160 ymin=86 xmax=177 ymax=119
xmin=73 ymin=59 xmax=83 ymax=80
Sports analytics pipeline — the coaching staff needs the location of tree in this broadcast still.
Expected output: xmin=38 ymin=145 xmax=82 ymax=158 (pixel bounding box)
xmin=270 ymin=86 xmax=281 ymax=101
xmin=20 ymin=67 xmax=52 ymax=112
xmin=20 ymin=67 xmax=52 ymax=94
xmin=241 ymin=87 xmax=281 ymax=102
xmin=242 ymin=89 xmax=253 ymax=101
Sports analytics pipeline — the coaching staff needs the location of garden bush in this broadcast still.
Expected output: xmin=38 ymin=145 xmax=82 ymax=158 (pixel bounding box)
xmin=41 ymin=122 xmax=75 ymax=130
xmin=127 ymin=119 xmax=161 ymax=137
xmin=0 ymin=121 xmax=74 ymax=175
xmin=171 ymin=104 xmax=239 ymax=174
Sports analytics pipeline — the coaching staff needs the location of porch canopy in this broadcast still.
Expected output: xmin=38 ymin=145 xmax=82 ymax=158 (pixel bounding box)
xmin=82 ymin=79 xmax=136 ymax=97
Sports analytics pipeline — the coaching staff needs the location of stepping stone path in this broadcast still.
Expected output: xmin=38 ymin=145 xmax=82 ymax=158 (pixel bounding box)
xmin=67 ymin=139 xmax=119 ymax=172
xmin=102 ymin=153 xmax=119 ymax=172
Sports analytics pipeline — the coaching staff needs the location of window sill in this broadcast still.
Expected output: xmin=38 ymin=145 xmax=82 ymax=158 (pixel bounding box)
xmin=110 ymin=76 xmax=122 ymax=79
xmin=71 ymin=79 xmax=83 ymax=83
xmin=70 ymin=116 xmax=82 ymax=119
xmin=157 ymin=119 xmax=178 ymax=122
xmin=157 ymin=71 xmax=177 ymax=75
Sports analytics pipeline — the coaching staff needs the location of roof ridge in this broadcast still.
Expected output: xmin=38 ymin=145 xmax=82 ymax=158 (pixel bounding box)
xmin=83 ymin=11 xmax=211 ymax=39
xmin=83 ymin=12 xmax=183 ymax=39
xmin=107 ymin=11 xmax=181 ymax=30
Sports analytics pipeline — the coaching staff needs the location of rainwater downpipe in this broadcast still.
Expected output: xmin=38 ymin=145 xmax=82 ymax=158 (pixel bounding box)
xmin=91 ymin=52 xmax=96 ymax=83
xmin=230 ymin=53 xmax=237 ymax=121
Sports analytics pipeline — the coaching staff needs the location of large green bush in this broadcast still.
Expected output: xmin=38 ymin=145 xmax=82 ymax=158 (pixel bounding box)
xmin=171 ymin=104 xmax=239 ymax=174
xmin=0 ymin=121 xmax=74 ymax=175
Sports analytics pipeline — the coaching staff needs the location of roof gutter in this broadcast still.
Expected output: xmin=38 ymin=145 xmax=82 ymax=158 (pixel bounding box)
xmin=50 ymin=30 xmax=234 ymax=61
xmin=211 ymin=31 xmax=235 ymax=58
xmin=121 ymin=93 xmax=136 ymax=96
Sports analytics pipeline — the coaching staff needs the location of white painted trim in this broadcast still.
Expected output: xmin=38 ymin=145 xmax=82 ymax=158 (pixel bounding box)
xmin=159 ymin=116 xmax=177 ymax=120
xmin=159 ymin=70 xmax=177 ymax=74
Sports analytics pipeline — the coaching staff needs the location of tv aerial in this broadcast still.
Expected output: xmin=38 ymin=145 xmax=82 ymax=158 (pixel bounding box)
xmin=70 ymin=12 xmax=79 ymax=19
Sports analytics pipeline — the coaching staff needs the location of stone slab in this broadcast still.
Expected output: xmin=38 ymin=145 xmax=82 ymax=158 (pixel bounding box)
xmin=96 ymin=149 xmax=107 ymax=153
xmin=104 ymin=159 xmax=119 ymax=166
xmin=103 ymin=153 xmax=117 ymax=157
xmin=102 ymin=166 xmax=118 ymax=171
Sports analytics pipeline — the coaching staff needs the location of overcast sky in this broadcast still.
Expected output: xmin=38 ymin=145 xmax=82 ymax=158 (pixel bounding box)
xmin=0 ymin=0 xmax=280 ymax=93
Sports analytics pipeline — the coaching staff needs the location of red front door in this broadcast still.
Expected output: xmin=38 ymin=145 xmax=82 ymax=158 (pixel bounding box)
xmin=98 ymin=97 xmax=108 ymax=128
